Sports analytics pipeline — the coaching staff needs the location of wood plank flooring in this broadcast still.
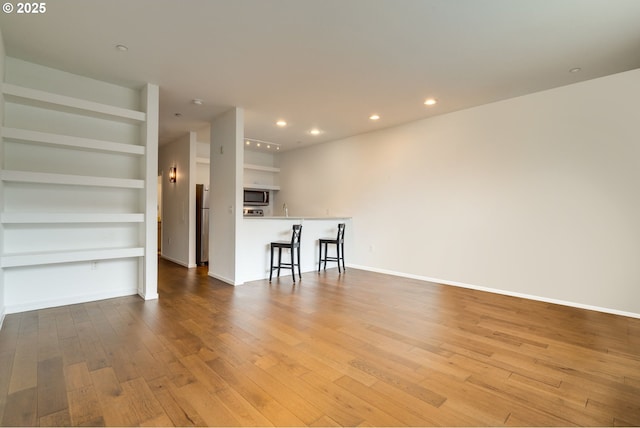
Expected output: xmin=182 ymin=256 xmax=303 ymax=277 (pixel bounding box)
xmin=1 ymin=258 xmax=639 ymax=426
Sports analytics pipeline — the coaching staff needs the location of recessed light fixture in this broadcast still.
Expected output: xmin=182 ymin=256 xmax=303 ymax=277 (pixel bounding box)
xmin=309 ymin=128 xmax=321 ymax=136
xmin=115 ymin=44 xmax=129 ymax=52
xmin=569 ymin=67 xmax=582 ymax=73
xmin=424 ymin=98 xmax=437 ymax=106
xmin=245 ymin=140 xmax=250 ymax=145
xmin=192 ymin=99 xmax=204 ymax=105
xmin=276 ymin=120 xmax=287 ymax=127
xmin=369 ymin=114 xmax=380 ymax=121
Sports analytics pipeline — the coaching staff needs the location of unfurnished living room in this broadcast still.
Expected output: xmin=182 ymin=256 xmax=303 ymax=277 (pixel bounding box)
xmin=0 ymin=1 xmax=640 ymax=426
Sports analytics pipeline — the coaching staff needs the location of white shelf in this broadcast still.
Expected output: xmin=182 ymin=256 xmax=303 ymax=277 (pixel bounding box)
xmin=0 ymin=247 xmax=145 ymax=268
xmin=1 ymin=213 xmax=145 ymax=224
xmin=2 ymin=83 xmax=146 ymax=123
xmin=244 ymin=163 xmax=280 ymax=173
xmin=244 ymin=184 xmax=281 ymax=191
xmin=1 ymin=170 xmax=144 ymax=189
xmin=2 ymin=127 xmax=145 ymax=156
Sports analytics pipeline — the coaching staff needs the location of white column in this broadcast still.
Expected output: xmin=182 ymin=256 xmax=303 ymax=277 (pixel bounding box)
xmin=139 ymin=83 xmax=159 ymax=300
xmin=209 ymin=107 xmax=244 ymax=285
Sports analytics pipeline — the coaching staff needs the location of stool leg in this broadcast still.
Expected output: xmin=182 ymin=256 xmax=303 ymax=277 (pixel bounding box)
xmin=269 ymin=245 xmax=274 ymax=282
xmin=337 ymin=242 xmax=342 ymax=273
xmin=317 ymin=241 xmax=322 ymax=273
xmin=322 ymin=243 xmax=326 ymax=271
xmin=277 ymin=247 xmax=282 ymax=278
xmin=297 ymin=246 xmax=302 ymax=279
xmin=341 ymin=242 xmax=346 ymax=271
xmin=291 ymin=247 xmax=296 ymax=283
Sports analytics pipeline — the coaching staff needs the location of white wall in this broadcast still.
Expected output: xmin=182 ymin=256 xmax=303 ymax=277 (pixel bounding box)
xmin=276 ymin=69 xmax=640 ymax=317
xmin=159 ymin=131 xmax=196 ymax=267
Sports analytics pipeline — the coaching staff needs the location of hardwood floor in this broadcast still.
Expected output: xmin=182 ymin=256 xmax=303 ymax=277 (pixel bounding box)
xmin=1 ymin=259 xmax=639 ymax=426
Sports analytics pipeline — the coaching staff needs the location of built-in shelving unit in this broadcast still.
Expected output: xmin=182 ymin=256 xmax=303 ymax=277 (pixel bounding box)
xmin=0 ymin=57 xmax=159 ymax=313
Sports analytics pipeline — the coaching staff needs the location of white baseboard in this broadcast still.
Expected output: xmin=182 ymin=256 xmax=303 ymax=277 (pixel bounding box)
xmin=208 ymin=271 xmax=242 ymax=286
xmin=138 ymin=291 xmax=159 ymax=301
xmin=349 ymin=264 xmax=640 ymax=320
xmin=160 ymin=254 xmax=192 ymax=268
xmin=5 ymin=288 xmax=139 ymax=315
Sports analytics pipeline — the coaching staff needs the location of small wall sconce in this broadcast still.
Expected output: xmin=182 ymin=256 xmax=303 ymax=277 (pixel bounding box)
xmin=169 ymin=167 xmax=177 ymax=183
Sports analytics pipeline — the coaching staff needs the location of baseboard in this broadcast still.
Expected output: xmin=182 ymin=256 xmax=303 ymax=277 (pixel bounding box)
xmin=208 ymin=271 xmax=243 ymax=286
xmin=138 ymin=291 xmax=159 ymax=301
xmin=349 ymin=264 xmax=640 ymax=320
xmin=160 ymin=254 xmax=192 ymax=268
xmin=5 ymin=288 xmax=139 ymax=315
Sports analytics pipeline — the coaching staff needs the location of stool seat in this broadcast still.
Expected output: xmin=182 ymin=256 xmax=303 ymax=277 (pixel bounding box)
xmin=269 ymin=224 xmax=302 ymax=283
xmin=318 ymin=223 xmax=346 ymax=273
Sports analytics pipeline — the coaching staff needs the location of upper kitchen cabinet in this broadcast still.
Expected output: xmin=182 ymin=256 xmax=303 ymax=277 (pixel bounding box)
xmin=243 ymin=147 xmax=280 ymax=190
xmin=0 ymin=57 xmax=158 ymax=313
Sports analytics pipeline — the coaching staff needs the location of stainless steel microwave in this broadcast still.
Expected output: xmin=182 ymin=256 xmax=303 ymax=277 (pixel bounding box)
xmin=244 ymin=188 xmax=270 ymax=206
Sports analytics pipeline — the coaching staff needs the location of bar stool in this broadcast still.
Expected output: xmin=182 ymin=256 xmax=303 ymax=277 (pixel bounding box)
xmin=269 ymin=224 xmax=302 ymax=283
xmin=318 ymin=223 xmax=346 ymax=273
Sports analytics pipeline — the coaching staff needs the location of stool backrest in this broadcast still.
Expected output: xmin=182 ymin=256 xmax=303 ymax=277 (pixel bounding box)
xmin=336 ymin=223 xmax=345 ymax=242
xmin=291 ymin=224 xmax=302 ymax=247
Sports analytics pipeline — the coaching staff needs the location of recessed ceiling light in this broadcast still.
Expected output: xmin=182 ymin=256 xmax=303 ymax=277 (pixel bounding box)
xmin=256 ymin=143 xmax=261 ymax=147
xmin=569 ymin=67 xmax=582 ymax=73
xmin=369 ymin=114 xmax=380 ymax=121
xmin=424 ymin=98 xmax=437 ymax=106
xmin=245 ymin=140 xmax=250 ymax=145
xmin=309 ymin=128 xmax=321 ymax=136
xmin=276 ymin=120 xmax=287 ymax=127
xmin=192 ymin=99 xmax=204 ymax=105
xmin=115 ymin=44 xmax=128 ymax=52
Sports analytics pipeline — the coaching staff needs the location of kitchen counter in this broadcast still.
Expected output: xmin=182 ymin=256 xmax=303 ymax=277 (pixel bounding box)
xmin=240 ymin=216 xmax=352 ymax=282
xmin=244 ymin=216 xmax=351 ymax=220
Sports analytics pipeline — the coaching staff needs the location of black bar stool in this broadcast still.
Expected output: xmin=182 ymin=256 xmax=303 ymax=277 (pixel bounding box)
xmin=269 ymin=224 xmax=302 ymax=282
xmin=318 ymin=223 xmax=346 ymax=273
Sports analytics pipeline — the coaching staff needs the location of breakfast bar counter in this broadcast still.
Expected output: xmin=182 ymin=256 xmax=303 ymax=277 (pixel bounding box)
xmin=240 ymin=216 xmax=352 ymax=283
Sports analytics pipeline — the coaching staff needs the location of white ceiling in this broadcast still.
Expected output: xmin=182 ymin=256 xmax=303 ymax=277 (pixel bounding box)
xmin=1 ymin=0 xmax=640 ymax=151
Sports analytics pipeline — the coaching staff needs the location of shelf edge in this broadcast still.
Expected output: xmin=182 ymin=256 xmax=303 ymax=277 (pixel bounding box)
xmin=3 ymin=127 xmax=145 ymax=155
xmin=0 ymin=247 xmax=145 ymax=268
xmin=2 ymin=83 xmax=146 ymax=123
